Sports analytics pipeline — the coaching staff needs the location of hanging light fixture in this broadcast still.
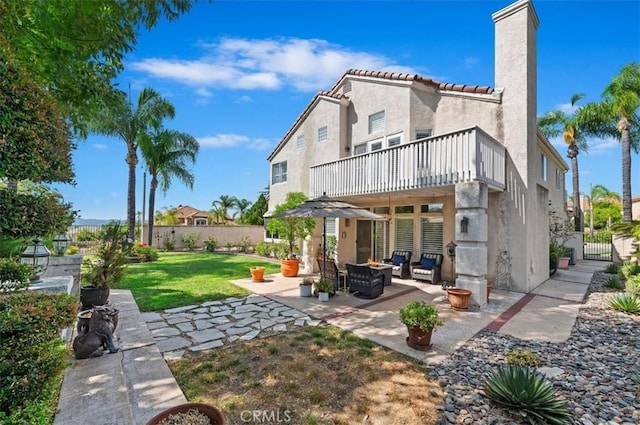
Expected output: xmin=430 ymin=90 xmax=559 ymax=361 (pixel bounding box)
xmin=52 ymin=234 xmax=71 ymax=256
xmin=19 ymin=238 xmax=51 ymax=283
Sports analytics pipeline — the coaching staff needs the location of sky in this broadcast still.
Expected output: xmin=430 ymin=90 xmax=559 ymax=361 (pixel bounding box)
xmin=54 ymin=0 xmax=640 ymax=221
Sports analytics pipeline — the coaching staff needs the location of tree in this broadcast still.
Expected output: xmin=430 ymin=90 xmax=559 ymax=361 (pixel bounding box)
xmin=234 ymin=198 xmax=253 ymax=223
xmin=578 ymin=62 xmax=640 ymax=223
xmin=155 ymin=206 xmax=179 ymax=225
xmin=139 ymin=129 xmax=199 ymax=245
xmin=267 ymin=192 xmax=316 ymax=259
xmin=0 ymin=0 xmax=195 ymax=135
xmin=585 ymin=184 xmax=622 ymax=232
xmin=244 ymin=193 xmax=269 ymax=225
xmin=90 ymin=88 xmax=175 ymax=241
xmin=538 ymin=94 xmax=590 ymax=231
xmin=211 ymin=195 xmax=238 ymax=224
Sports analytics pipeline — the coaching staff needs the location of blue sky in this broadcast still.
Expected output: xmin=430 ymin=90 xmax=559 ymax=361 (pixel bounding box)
xmin=55 ymin=0 xmax=640 ymax=220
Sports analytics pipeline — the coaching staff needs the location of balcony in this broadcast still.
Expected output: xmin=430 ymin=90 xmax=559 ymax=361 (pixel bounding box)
xmin=309 ymin=126 xmax=505 ymax=198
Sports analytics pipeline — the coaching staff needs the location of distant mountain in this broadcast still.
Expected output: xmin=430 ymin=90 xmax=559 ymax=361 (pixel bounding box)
xmin=73 ymin=218 xmax=121 ymax=225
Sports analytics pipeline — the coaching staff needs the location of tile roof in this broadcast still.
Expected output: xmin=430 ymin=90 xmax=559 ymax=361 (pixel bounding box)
xmin=267 ymin=69 xmax=494 ymax=161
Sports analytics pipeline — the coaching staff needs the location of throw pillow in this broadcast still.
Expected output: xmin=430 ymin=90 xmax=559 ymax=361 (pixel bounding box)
xmin=421 ymin=258 xmax=436 ymax=269
xmin=392 ymin=254 xmax=404 ymax=266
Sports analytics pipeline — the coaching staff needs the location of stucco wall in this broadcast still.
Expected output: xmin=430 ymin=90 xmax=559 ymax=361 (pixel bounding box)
xmin=145 ymin=225 xmax=266 ymax=251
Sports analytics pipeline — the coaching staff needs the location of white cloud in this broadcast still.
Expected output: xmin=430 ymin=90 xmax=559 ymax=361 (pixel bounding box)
xmin=235 ymin=95 xmax=254 ymax=103
xmin=93 ymin=143 xmax=108 ymax=150
xmin=464 ymin=57 xmax=479 ymax=67
xmin=111 ymin=192 xmax=119 ymax=198
xmin=130 ymin=37 xmax=416 ymax=93
xmin=549 ymin=135 xmax=619 ymax=155
xmin=196 ymin=87 xmax=213 ymax=98
xmin=197 ymin=134 xmax=272 ymax=151
xmin=557 ymin=102 xmax=578 ymax=114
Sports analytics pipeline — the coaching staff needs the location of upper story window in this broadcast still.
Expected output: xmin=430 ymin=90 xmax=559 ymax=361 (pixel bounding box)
xmin=272 ymin=161 xmax=287 ymax=184
xmin=296 ymin=135 xmax=305 ymax=149
xmin=416 ymin=129 xmax=432 ymax=140
xmin=395 ymin=205 xmax=414 ymax=214
xmin=317 ymin=126 xmax=327 ymax=142
xmin=541 ymin=154 xmax=548 ymax=181
xmin=387 ymin=133 xmax=402 ymax=147
xmin=420 ymin=203 xmax=443 ymax=213
xmin=368 ymin=111 xmax=385 ymax=134
xmin=353 ymin=143 xmax=367 ymax=155
xmin=555 ymin=169 xmax=563 ymax=189
xmin=369 ymin=139 xmax=383 ymax=152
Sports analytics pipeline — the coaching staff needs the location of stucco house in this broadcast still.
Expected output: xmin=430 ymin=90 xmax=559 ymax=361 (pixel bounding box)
xmin=266 ymin=0 xmax=568 ymax=307
xmin=172 ymin=205 xmax=209 ymax=226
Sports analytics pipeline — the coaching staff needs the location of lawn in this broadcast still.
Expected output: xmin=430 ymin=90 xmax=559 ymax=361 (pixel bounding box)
xmin=118 ymin=252 xmax=281 ymax=311
xmin=169 ymin=325 xmax=445 ymax=425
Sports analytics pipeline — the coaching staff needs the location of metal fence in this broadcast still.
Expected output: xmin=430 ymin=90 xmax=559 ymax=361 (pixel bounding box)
xmin=583 ymin=232 xmax=613 ymax=261
xmin=67 ymin=225 xmax=104 ymax=255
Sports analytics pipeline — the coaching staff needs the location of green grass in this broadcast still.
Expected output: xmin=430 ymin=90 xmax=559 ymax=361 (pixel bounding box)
xmin=118 ymin=252 xmax=281 ymax=311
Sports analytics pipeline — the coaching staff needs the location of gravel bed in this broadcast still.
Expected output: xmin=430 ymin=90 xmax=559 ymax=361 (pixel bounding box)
xmin=429 ymin=271 xmax=640 ymax=425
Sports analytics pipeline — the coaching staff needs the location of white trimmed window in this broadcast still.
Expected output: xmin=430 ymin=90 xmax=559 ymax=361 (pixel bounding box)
xmin=541 ymin=154 xmax=548 ymax=181
xmin=317 ymin=126 xmax=327 ymax=142
xmin=387 ymin=133 xmax=402 ymax=147
xmin=416 ymin=129 xmax=432 ymax=140
xmin=296 ymin=135 xmax=305 ymax=149
xmin=194 ymin=218 xmax=207 ymax=226
xmin=271 ymin=161 xmax=287 ymax=184
xmin=368 ymin=138 xmax=383 ymax=152
xmin=420 ymin=217 xmax=443 ymax=254
xmin=353 ymin=143 xmax=367 ymax=155
xmin=368 ymin=111 xmax=385 ymax=134
xmin=395 ymin=218 xmax=414 ymax=252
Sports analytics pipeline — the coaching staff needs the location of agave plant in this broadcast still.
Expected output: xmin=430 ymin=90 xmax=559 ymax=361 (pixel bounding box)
xmin=609 ymin=293 xmax=640 ymax=314
xmin=485 ymin=365 xmax=570 ymax=425
xmin=603 ymin=263 xmax=620 ymax=274
xmin=603 ymin=276 xmax=624 ymax=290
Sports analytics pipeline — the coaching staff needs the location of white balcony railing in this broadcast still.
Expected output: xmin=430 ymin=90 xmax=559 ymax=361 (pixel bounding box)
xmin=310 ymin=126 xmax=505 ymax=198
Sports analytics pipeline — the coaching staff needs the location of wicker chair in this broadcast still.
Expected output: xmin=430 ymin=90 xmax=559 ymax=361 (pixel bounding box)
xmin=346 ymin=263 xmax=384 ymax=299
xmin=410 ymin=253 xmax=443 ymax=284
xmin=317 ymin=258 xmax=341 ymax=293
xmin=381 ymin=250 xmax=413 ymax=279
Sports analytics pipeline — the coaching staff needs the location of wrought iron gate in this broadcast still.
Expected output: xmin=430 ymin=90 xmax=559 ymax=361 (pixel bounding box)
xmin=583 ymin=232 xmax=613 ymax=261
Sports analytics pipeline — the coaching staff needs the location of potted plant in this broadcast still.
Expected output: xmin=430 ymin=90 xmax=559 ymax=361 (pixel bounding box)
xmin=314 ymin=277 xmax=334 ymax=302
xmin=80 ymin=221 xmax=130 ymax=310
xmin=399 ymin=300 xmax=443 ymax=351
xmin=250 ymin=266 xmax=265 ymax=282
xmin=146 ymin=402 xmax=226 ymax=425
xmin=266 ymin=192 xmax=316 ymax=277
xmin=446 ymin=287 xmax=473 ymax=310
xmin=299 ymin=277 xmax=314 ymax=297
xmin=549 ymin=206 xmax=573 ymax=274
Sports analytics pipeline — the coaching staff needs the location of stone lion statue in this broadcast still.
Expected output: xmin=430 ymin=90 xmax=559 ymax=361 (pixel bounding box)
xmin=72 ymin=304 xmax=120 ymax=359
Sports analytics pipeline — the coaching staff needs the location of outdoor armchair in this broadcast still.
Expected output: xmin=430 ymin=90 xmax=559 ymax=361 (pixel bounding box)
xmin=410 ymin=253 xmax=443 ymax=284
xmin=317 ymin=258 xmax=341 ymax=293
xmin=382 ymin=250 xmax=413 ymax=279
xmin=346 ymin=263 xmax=384 ymax=299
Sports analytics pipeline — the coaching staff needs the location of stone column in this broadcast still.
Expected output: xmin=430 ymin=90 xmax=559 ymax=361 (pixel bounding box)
xmin=455 ymin=182 xmax=488 ymax=307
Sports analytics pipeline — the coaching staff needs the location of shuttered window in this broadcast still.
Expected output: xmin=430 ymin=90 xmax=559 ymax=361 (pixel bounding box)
xmin=318 ymin=126 xmax=327 ymax=142
xmin=395 ymin=218 xmax=413 ymax=252
xmin=297 ymin=135 xmax=305 ymax=149
xmin=421 ymin=218 xmax=443 ymax=254
xmin=324 ymin=217 xmax=336 ymax=235
xmin=373 ymin=221 xmax=389 ymax=261
xmin=368 ymin=111 xmax=385 ymax=134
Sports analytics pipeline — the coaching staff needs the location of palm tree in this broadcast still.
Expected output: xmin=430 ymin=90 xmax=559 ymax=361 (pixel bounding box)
xmin=538 ymin=94 xmax=589 ymax=231
xmin=211 ymin=195 xmax=238 ymax=224
xmin=155 ymin=206 xmax=180 ymax=225
xmin=208 ymin=206 xmax=226 ymax=224
xmin=90 ymin=87 xmax=175 ymax=240
xmin=578 ymin=62 xmax=640 ymax=222
xmin=586 ymin=184 xmax=621 ymax=236
xmin=234 ymin=198 xmax=252 ymax=223
xmin=139 ymin=128 xmax=199 ymax=245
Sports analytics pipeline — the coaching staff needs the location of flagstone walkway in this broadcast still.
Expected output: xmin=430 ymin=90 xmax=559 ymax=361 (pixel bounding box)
xmin=142 ymin=295 xmax=322 ymax=360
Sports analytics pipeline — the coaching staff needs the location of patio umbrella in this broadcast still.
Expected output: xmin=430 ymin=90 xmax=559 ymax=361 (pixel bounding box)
xmin=273 ymin=195 xmax=386 ymax=260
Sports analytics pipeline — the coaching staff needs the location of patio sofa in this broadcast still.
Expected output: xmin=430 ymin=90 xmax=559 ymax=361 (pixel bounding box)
xmin=346 ymin=263 xmax=384 ymax=299
xmin=381 ymin=250 xmax=412 ymax=279
xmin=410 ymin=253 xmax=443 ymax=284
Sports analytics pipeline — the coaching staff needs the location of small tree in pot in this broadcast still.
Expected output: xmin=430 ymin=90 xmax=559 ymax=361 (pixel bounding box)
xmin=399 ymin=300 xmax=443 ymax=351
xmin=266 ymin=192 xmax=316 ymax=277
xmin=80 ymin=221 xmax=130 ymax=310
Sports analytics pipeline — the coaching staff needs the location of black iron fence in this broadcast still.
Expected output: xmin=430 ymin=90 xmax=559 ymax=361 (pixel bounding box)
xmin=583 ymin=232 xmax=613 ymax=261
xmin=67 ymin=225 xmax=104 ymax=255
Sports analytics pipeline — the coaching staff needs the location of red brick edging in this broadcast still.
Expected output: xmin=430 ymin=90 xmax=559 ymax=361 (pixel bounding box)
xmin=484 ymin=293 xmax=536 ymax=332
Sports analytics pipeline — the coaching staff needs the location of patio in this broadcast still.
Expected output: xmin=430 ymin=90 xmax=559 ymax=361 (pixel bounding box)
xmin=231 ymin=271 xmax=524 ymax=364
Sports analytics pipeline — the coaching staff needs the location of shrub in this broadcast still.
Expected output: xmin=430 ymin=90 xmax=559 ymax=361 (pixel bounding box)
xmin=485 ymin=365 xmax=570 ymax=425
xmin=609 ymin=293 xmax=640 ymax=314
xmin=0 ymin=258 xmax=32 ymax=292
xmin=65 ymin=244 xmax=80 ymax=255
xmin=76 ymin=228 xmax=98 ymax=242
xmin=162 ymin=233 xmax=176 ymax=251
xmin=80 ymin=221 xmax=129 ymax=289
xmin=603 ymin=276 xmax=624 ymax=290
xmin=204 ymin=236 xmax=218 ymax=252
xmin=132 ymin=243 xmax=159 ymax=262
xmin=603 ymin=263 xmax=620 ymax=274
xmin=505 ymin=348 xmax=541 ymax=368
xmin=620 ymin=261 xmax=640 ymax=279
xmin=238 ymin=236 xmax=251 ymax=253
xmin=399 ymin=300 xmax=443 ymax=332
xmin=225 ymin=241 xmax=235 ymax=252
xmin=182 ymin=232 xmax=199 ymax=251
xmin=625 ymin=275 xmax=640 ymax=297
xmin=255 ymin=242 xmax=271 ymax=257
xmin=0 ymin=292 xmax=77 ymax=423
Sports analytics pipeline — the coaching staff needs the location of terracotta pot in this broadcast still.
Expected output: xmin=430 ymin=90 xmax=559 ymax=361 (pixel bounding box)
xmin=558 ymin=256 xmax=570 ymax=269
xmin=447 ymin=288 xmax=472 ymax=311
xmin=80 ymin=286 xmax=110 ymax=310
xmin=250 ymin=266 xmax=265 ymax=282
xmin=146 ymin=403 xmax=226 ymax=425
xmin=280 ymin=258 xmax=300 ymax=277
xmin=487 ymin=282 xmax=493 ymax=300
xmin=405 ymin=326 xmax=434 ymax=351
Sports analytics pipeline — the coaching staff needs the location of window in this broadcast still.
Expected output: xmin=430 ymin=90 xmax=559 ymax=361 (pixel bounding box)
xmin=369 ymin=139 xmax=383 ymax=152
xmin=353 ymin=143 xmax=367 ymax=155
xmin=541 ymin=154 xmax=548 ymax=181
xmin=395 ymin=218 xmax=414 ymax=252
xmin=555 ymin=169 xmax=562 ymax=189
xmin=387 ymin=134 xmax=402 ymax=147
xmin=416 ymin=129 xmax=432 ymax=140
xmin=395 ymin=205 xmax=414 ymax=214
xmin=374 ymin=221 xmax=390 ymax=261
xmin=325 ymin=217 xmax=336 ymax=235
xmin=194 ymin=218 xmax=207 ymax=226
xmin=296 ymin=135 xmax=305 ymax=149
xmin=420 ymin=218 xmax=443 ymax=254
xmin=317 ymin=126 xmax=327 ymax=142
xmin=373 ymin=206 xmax=390 ymax=215
xmin=271 ymin=161 xmax=287 ymax=184
xmin=420 ymin=204 xmax=443 ymax=213
xmin=368 ymin=111 xmax=385 ymax=134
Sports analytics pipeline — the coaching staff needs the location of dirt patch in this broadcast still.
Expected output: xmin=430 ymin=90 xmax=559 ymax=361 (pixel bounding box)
xmin=169 ymin=325 xmax=445 ymax=425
